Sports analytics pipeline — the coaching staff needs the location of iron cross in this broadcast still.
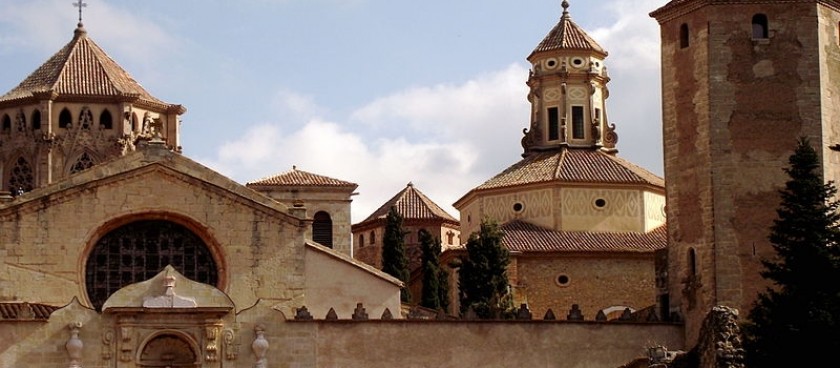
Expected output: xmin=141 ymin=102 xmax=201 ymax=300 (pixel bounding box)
xmin=73 ymin=0 xmax=87 ymax=23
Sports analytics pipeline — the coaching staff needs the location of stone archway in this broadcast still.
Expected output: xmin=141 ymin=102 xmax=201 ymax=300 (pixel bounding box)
xmin=138 ymin=333 xmax=199 ymax=368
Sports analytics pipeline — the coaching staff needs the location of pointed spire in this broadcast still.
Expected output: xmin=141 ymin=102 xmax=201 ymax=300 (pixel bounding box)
xmin=562 ymin=0 xmax=570 ymax=18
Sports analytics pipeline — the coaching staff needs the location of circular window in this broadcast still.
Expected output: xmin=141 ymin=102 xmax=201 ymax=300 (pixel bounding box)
xmin=513 ymin=202 xmax=524 ymax=213
xmin=545 ymin=58 xmax=558 ymax=69
xmin=556 ymin=274 xmax=571 ymax=287
xmin=85 ymin=220 xmax=218 ymax=311
xmin=594 ymin=198 xmax=607 ymax=209
xmin=571 ymin=57 xmax=585 ymax=68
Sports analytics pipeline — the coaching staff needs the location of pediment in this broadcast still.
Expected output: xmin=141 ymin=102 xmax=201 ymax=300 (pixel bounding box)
xmin=102 ymin=265 xmax=234 ymax=311
xmin=0 ymin=143 xmax=306 ymax=225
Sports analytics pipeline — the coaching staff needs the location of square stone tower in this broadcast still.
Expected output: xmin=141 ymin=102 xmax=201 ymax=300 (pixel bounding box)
xmin=651 ymin=0 xmax=840 ymax=346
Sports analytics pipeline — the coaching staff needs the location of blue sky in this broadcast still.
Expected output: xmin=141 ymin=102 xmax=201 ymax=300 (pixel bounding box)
xmin=0 ymin=0 xmax=670 ymax=222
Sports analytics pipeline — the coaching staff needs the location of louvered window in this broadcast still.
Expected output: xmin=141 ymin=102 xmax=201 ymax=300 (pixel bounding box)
xmin=312 ymin=211 xmax=333 ymax=248
xmin=85 ymin=220 xmax=218 ymax=311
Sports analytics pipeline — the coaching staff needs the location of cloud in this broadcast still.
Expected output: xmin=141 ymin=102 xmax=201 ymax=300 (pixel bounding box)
xmin=201 ymin=65 xmax=530 ymax=223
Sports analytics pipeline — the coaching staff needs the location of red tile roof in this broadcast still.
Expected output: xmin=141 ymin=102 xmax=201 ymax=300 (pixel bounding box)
xmin=0 ymin=25 xmax=172 ymax=108
xmin=500 ymin=220 xmax=667 ymax=253
xmin=474 ymin=148 xmax=664 ymax=191
xmin=247 ymin=166 xmax=357 ymax=188
xmin=0 ymin=302 xmax=59 ymax=320
xmin=529 ymin=5 xmax=607 ymax=59
xmin=358 ymin=183 xmax=458 ymax=224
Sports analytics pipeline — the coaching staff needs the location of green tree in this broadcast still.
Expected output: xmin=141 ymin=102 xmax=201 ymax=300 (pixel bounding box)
xmin=743 ymin=137 xmax=840 ymax=367
xmin=419 ymin=229 xmax=450 ymax=311
xmin=381 ymin=206 xmax=411 ymax=302
xmin=458 ymin=218 xmax=510 ymax=319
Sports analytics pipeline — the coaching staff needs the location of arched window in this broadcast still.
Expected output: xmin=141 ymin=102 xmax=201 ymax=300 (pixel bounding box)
xmin=131 ymin=112 xmax=139 ymax=132
xmin=85 ymin=220 xmax=219 ymax=311
xmin=359 ymin=234 xmax=365 ymax=248
xmin=1 ymin=114 xmax=10 ymax=133
xmin=369 ymin=230 xmax=376 ymax=245
xmin=312 ymin=211 xmax=333 ymax=248
xmin=8 ymin=157 xmax=34 ymax=195
xmin=752 ymin=14 xmax=769 ymax=39
xmin=59 ymin=108 xmax=72 ymax=128
xmin=679 ymin=23 xmax=689 ymax=48
xmin=15 ymin=110 xmax=25 ymax=132
xmin=99 ymin=110 xmax=113 ymax=130
xmin=31 ymin=110 xmax=41 ymax=130
xmin=79 ymin=107 xmax=93 ymax=130
xmin=70 ymin=152 xmax=96 ymax=174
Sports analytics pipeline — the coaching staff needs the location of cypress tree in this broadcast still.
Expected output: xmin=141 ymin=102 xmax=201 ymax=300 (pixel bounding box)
xmin=743 ymin=137 xmax=840 ymax=367
xmin=419 ymin=229 xmax=450 ymax=311
xmin=458 ymin=218 xmax=510 ymax=319
xmin=381 ymin=206 xmax=411 ymax=302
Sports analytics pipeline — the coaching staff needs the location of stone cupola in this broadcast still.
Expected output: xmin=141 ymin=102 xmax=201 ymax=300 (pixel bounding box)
xmin=0 ymin=22 xmax=186 ymax=195
xmin=521 ymin=0 xmax=617 ymax=157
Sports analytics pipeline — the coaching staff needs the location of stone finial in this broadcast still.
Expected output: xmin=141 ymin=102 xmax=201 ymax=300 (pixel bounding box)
xmin=143 ymin=269 xmax=197 ymax=308
xmin=252 ymin=325 xmax=268 ymax=368
xmin=352 ymin=303 xmax=368 ymax=320
xmin=595 ymin=310 xmax=607 ymax=321
xmin=567 ymin=304 xmax=584 ymax=321
xmin=294 ymin=306 xmax=313 ymax=320
xmin=325 ymin=308 xmax=338 ymax=320
xmin=543 ymin=309 xmax=557 ymax=321
xmin=516 ymin=304 xmax=532 ymax=320
xmin=66 ymin=322 xmax=83 ymax=368
xmin=381 ymin=308 xmax=393 ymax=320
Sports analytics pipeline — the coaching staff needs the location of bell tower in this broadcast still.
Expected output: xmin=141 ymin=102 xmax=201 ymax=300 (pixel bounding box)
xmin=521 ymin=0 xmax=618 ymax=156
xmin=651 ymin=0 xmax=840 ymax=346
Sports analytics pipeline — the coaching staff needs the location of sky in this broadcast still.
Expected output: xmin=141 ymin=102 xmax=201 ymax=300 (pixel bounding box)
xmin=0 ymin=0 xmax=670 ymax=223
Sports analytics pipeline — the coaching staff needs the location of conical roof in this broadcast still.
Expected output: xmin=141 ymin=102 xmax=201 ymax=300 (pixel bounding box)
xmin=528 ymin=1 xmax=607 ymax=60
xmin=0 ymin=24 xmax=175 ymax=110
xmin=455 ymin=148 xmax=663 ymax=207
xmin=359 ymin=183 xmax=457 ymax=224
xmin=247 ymin=166 xmax=357 ymax=189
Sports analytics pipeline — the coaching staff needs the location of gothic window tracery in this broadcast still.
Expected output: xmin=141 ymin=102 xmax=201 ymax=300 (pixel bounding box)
xmin=59 ymin=108 xmax=72 ymax=128
xmin=8 ymin=157 xmax=34 ymax=195
xmin=70 ymin=152 xmax=96 ymax=174
xmin=79 ymin=107 xmax=93 ymax=130
xmin=99 ymin=110 xmax=113 ymax=129
xmin=85 ymin=220 xmax=219 ymax=311
xmin=313 ymin=211 xmax=333 ymax=248
xmin=15 ymin=110 xmax=26 ymax=132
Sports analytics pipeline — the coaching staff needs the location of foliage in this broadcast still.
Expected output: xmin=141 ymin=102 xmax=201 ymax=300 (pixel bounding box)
xmin=458 ymin=218 xmax=511 ymax=318
xmin=419 ymin=229 xmax=450 ymax=311
xmin=381 ymin=206 xmax=411 ymax=302
xmin=743 ymin=137 xmax=840 ymax=367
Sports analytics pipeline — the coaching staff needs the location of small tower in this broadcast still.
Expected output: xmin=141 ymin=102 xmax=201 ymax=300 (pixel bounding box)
xmin=651 ymin=0 xmax=840 ymax=347
xmin=0 ymin=23 xmax=185 ymax=195
xmin=521 ymin=0 xmax=617 ymax=156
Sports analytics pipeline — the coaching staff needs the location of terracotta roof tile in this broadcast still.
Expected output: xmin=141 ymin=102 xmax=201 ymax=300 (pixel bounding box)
xmin=475 ymin=148 xmax=664 ymax=191
xmin=0 ymin=26 xmax=169 ymax=106
xmin=529 ymin=8 xmax=606 ymax=59
xmin=501 ymin=220 xmax=667 ymax=253
xmin=247 ymin=167 xmax=357 ymax=188
xmin=359 ymin=183 xmax=458 ymax=224
xmin=0 ymin=302 xmax=59 ymax=320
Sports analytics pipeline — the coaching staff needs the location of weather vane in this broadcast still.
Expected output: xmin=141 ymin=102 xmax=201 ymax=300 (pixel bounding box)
xmin=73 ymin=0 xmax=87 ymax=23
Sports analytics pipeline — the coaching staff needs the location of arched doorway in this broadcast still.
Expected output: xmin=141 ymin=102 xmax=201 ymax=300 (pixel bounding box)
xmin=138 ymin=333 xmax=199 ymax=368
xmin=85 ymin=219 xmax=219 ymax=310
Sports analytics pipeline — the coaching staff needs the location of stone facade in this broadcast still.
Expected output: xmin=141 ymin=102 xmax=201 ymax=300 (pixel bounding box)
xmin=651 ymin=0 xmax=840 ymax=347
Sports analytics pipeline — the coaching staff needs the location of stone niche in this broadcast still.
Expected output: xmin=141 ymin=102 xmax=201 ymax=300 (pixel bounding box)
xmin=101 ymin=265 xmax=238 ymax=368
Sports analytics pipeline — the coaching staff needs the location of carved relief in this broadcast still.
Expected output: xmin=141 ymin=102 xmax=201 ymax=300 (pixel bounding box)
xmin=120 ymin=326 xmax=133 ymax=362
xmin=223 ymin=329 xmax=239 ymax=360
xmin=205 ymin=325 xmax=221 ymax=362
xmin=561 ymin=188 xmax=640 ymax=217
xmin=544 ymin=87 xmax=561 ymax=102
xmin=142 ymin=271 xmax=198 ymax=308
xmin=602 ymin=123 xmax=618 ymax=149
xmin=102 ymin=329 xmax=114 ymax=361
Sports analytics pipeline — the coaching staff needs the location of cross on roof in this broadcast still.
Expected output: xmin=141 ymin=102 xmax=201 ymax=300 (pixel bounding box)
xmin=73 ymin=0 xmax=87 ymax=23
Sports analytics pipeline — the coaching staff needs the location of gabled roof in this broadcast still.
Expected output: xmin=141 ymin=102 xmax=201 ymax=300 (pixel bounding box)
xmin=246 ymin=166 xmax=357 ymax=189
xmin=529 ymin=1 xmax=607 ymax=60
xmin=0 ymin=24 xmax=176 ymax=109
xmin=357 ymin=183 xmax=458 ymax=225
xmin=468 ymin=148 xmax=664 ymax=193
xmin=500 ymin=220 xmax=667 ymax=253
